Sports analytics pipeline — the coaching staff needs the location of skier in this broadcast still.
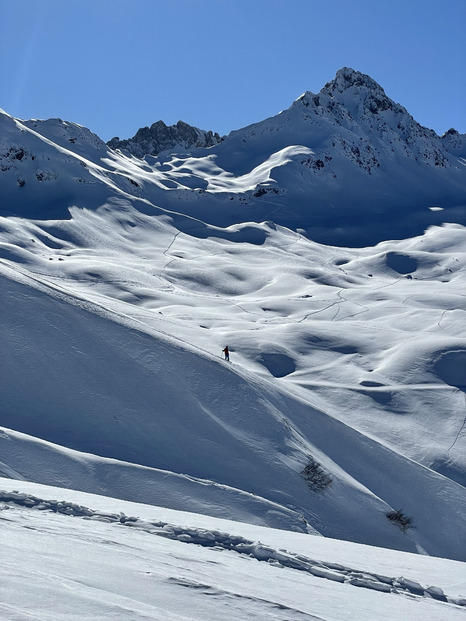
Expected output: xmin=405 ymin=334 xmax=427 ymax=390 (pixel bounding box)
xmin=222 ymin=346 xmax=230 ymax=361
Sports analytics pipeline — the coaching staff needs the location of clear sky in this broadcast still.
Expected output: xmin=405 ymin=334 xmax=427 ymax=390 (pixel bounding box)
xmin=1 ymin=0 xmax=465 ymax=142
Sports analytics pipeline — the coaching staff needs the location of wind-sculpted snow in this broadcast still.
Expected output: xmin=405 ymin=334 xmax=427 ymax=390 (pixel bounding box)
xmin=0 ymin=425 xmax=308 ymax=532
xmin=0 ymin=68 xmax=466 ymax=575
xmin=1 ymin=227 xmax=466 ymax=560
xmin=1 ymin=480 xmax=464 ymax=621
xmin=1 ymin=489 xmax=465 ymax=608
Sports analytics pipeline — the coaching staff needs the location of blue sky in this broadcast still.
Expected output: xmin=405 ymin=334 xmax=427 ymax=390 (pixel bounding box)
xmin=1 ymin=0 xmax=465 ymax=141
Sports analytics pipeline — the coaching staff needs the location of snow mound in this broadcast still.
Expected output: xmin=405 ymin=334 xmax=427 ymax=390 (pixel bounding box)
xmin=2 ymin=257 xmax=466 ymax=560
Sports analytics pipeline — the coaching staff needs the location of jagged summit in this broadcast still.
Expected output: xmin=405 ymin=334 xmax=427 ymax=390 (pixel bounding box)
xmin=324 ymin=67 xmax=406 ymax=114
xmin=293 ymin=67 xmax=408 ymax=124
xmin=107 ymin=119 xmax=223 ymax=158
xmin=322 ymin=67 xmax=388 ymax=96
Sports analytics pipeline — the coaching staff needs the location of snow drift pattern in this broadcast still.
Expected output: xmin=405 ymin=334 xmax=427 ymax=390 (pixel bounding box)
xmin=0 ymin=68 xmax=465 ymax=572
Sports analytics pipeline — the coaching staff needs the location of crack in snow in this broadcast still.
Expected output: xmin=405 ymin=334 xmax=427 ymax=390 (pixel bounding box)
xmin=166 ymin=577 xmax=323 ymax=620
xmin=447 ymin=395 xmax=466 ymax=454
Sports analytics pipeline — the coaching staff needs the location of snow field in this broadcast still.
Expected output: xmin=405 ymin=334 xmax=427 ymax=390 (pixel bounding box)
xmin=1 ymin=235 xmax=465 ymax=560
xmin=1 ymin=480 xmax=465 ymax=621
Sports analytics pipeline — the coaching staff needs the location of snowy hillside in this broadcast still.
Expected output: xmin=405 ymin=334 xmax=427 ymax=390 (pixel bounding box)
xmin=0 ymin=67 xmax=465 ymax=616
xmin=1 ymin=480 xmax=465 ymax=620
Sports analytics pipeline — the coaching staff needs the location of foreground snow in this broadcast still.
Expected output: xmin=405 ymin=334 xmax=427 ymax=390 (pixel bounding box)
xmin=1 ymin=479 xmax=465 ymax=620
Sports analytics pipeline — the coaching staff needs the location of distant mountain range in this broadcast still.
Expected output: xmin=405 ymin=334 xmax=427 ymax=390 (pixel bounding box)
xmin=1 ymin=67 xmax=465 ymax=245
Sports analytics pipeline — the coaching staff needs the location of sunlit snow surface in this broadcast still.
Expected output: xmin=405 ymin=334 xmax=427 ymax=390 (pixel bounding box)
xmin=1 ymin=201 xmax=465 ymax=560
xmin=0 ymin=81 xmax=466 ymax=617
xmin=1 ymin=480 xmax=465 ymax=620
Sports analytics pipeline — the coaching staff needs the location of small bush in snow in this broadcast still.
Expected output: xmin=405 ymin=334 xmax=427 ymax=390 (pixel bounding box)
xmin=301 ymin=457 xmax=333 ymax=493
xmin=386 ymin=509 xmax=413 ymax=532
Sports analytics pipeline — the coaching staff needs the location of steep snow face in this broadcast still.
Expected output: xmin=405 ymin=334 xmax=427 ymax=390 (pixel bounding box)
xmin=440 ymin=128 xmax=466 ymax=158
xmin=22 ymin=116 xmax=109 ymax=161
xmin=1 ymin=198 xmax=465 ymax=560
xmin=0 ymin=111 xmax=116 ymax=219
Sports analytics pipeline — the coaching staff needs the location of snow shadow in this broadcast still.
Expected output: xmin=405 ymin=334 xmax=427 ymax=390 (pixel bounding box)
xmin=385 ymin=252 xmax=418 ymax=274
xmin=137 ymin=201 xmax=269 ymax=245
xmin=433 ymin=350 xmax=466 ymax=391
xmin=258 ymin=353 xmax=296 ymax=378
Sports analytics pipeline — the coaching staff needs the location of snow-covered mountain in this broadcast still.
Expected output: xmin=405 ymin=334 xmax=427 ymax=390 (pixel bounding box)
xmin=0 ymin=68 xmax=465 ymax=617
xmin=1 ymin=67 xmax=465 ymax=244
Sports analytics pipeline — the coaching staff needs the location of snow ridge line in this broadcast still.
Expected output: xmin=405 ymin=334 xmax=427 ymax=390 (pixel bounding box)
xmin=1 ymin=490 xmax=465 ymax=608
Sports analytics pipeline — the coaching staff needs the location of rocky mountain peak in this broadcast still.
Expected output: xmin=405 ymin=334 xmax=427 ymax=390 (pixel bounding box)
xmin=322 ymin=67 xmax=383 ymax=95
xmin=319 ymin=67 xmax=407 ymax=117
xmin=107 ymin=120 xmax=223 ymax=158
xmin=291 ymin=67 xmax=408 ymax=126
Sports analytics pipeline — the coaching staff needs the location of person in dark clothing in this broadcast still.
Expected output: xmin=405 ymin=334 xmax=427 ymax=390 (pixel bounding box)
xmin=222 ymin=346 xmax=230 ymax=361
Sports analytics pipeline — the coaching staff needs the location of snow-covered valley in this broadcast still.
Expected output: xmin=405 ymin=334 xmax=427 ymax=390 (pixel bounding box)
xmin=0 ymin=68 xmax=465 ymax=618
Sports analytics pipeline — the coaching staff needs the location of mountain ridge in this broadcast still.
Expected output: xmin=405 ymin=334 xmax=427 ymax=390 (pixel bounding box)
xmin=1 ymin=67 xmax=465 ymax=246
xmin=104 ymin=68 xmax=466 ymax=159
xmin=107 ymin=119 xmax=223 ymax=158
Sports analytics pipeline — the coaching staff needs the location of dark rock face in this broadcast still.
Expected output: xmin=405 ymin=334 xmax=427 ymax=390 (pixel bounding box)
xmin=107 ymin=120 xmax=222 ymax=157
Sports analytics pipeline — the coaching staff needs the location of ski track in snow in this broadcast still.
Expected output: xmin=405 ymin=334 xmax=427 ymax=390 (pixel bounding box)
xmin=1 ymin=489 xmax=465 ymax=609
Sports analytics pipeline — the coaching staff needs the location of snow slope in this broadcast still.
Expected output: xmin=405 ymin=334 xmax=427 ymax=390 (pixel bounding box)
xmin=0 ymin=67 xmax=465 ymax=605
xmin=1 ymin=202 xmax=465 ymax=561
xmin=1 ymin=480 xmax=465 ymax=620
